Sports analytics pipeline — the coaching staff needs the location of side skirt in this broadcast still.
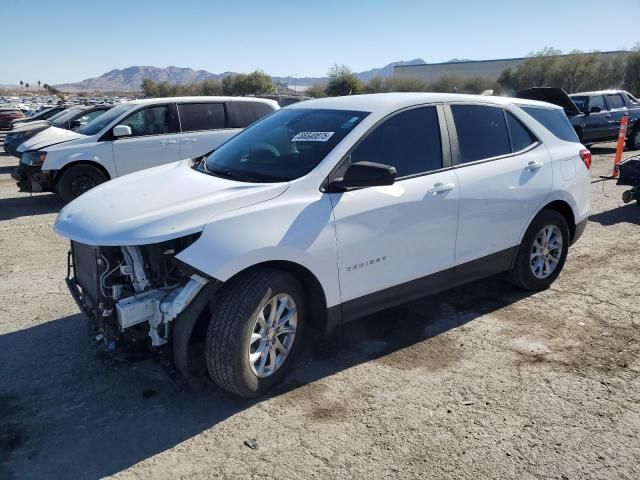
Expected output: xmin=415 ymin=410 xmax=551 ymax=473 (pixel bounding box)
xmin=327 ymin=246 xmax=518 ymax=329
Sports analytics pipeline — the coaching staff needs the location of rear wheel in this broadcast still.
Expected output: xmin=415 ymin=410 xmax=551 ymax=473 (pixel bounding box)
xmin=509 ymin=210 xmax=570 ymax=291
xmin=626 ymin=125 xmax=640 ymax=151
xmin=206 ymin=268 xmax=305 ymax=397
xmin=57 ymin=164 xmax=107 ymax=204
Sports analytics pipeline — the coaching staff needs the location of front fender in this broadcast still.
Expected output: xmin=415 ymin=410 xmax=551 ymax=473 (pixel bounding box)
xmin=175 ymin=191 xmax=341 ymax=308
xmin=42 ymin=141 xmax=116 ymax=178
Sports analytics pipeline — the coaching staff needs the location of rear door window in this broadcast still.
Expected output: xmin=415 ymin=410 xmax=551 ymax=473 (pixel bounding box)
xmin=520 ymin=106 xmax=579 ymax=143
xmin=606 ymin=94 xmax=625 ymax=109
xmin=451 ymin=104 xmax=511 ymax=163
xmin=117 ymin=105 xmax=178 ymax=137
xmin=177 ymin=103 xmax=225 ymax=132
xmin=589 ymin=95 xmax=607 ymax=111
xmin=506 ymin=112 xmax=537 ymax=152
xmin=226 ymin=101 xmax=275 ymax=128
xmin=350 ymin=106 xmax=442 ymax=177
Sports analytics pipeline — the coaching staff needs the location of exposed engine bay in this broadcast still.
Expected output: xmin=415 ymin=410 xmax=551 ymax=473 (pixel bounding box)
xmin=66 ymin=234 xmax=211 ymax=349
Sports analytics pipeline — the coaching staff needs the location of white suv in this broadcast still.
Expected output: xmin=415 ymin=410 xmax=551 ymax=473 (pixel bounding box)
xmin=54 ymin=93 xmax=590 ymax=397
xmin=14 ymin=96 xmax=278 ymax=202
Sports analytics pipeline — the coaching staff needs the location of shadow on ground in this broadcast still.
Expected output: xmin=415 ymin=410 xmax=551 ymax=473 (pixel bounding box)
xmin=0 ymin=276 xmax=530 ymax=479
xmin=0 ymin=165 xmax=17 ymax=175
xmin=589 ymin=146 xmax=617 ymax=155
xmin=590 ymin=203 xmax=640 ymax=226
xmin=0 ymin=193 xmax=62 ymax=221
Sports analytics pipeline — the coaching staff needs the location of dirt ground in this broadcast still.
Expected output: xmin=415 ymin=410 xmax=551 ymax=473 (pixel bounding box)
xmin=0 ymin=136 xmax=639 ymax=480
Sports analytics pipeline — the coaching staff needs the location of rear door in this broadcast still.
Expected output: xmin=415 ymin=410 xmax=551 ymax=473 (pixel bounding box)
xmin=111 ymin=104 xmax=180 ymax=175
xmin=177 ymin=102 xmax=230 ymax=159
xmin=582 ymin=95 xmax=611 ymax=143
xmin=448 ymin=104 xmax=552 ymax=272
xmin=604 ymin=93 xmax=628 ymax=139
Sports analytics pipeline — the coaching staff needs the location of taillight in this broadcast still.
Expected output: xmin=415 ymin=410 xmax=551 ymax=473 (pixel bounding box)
xmin=579 ymin=149 xmax=592 ymax=170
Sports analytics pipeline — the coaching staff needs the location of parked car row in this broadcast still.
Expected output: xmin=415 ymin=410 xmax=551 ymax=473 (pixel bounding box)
xmin=517 ymin=88 xmax=640 ymax=149
xmin=3 ymin=104 xmax=112 ymax=157
xmin=52 ymin=92 xmax=591 ymax=397
xmin=9 ymin=96 xmax=278 ymax=202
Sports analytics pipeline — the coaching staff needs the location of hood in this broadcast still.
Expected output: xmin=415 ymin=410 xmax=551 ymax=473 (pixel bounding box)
xmin=54 ymin=160 xmax=289 ymax=246
xmin=8 ymin=121 xmax=50 ymax=135
xmin=516 ymin=87 xmax=581 ymax=116
xmin=17 ymin=126 xmax=86 ymax=153
xmin=7 ymin=120 xmax=51 ymax=133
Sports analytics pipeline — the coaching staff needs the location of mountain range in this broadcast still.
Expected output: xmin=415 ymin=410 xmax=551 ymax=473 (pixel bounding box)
xmin=53 ymin=59 xmax=427 ymax=92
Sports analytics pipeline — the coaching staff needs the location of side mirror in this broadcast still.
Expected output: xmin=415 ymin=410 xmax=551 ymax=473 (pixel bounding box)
xmin=588 ymin=106 xmax=602 ymax=114
xmin=113 ymin=125 xmax=132 ymax=138
xmin=329 ymin=161 xmax=396 ymax=191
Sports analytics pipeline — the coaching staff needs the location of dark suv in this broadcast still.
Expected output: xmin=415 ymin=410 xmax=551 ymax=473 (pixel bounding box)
xmin=517 ymin=88 xmax=640 ymax=149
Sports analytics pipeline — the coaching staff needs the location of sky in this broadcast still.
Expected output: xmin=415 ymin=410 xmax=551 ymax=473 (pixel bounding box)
xmin=1 ymin=0 xmax=639 ymax=85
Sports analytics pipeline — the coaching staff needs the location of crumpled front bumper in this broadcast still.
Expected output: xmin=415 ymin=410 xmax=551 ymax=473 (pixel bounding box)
xmin=11 ymin=164 xmax=55 ymax=193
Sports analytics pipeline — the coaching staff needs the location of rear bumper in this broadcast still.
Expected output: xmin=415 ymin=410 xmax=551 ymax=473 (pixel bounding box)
xmin=572 ymin=218 xmax=587 ymax=245
xmin=11 ymin=164 xmax=55 ymax=193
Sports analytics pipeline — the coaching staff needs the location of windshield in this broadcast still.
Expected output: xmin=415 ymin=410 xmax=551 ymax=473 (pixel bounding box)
xmin=202 ymin=108 xmax=369 ymax=182
xmin=77 ymin=103 xmax=133 ymax=136
xmin=46 ymin=109 xmax=71 ymax=123
xmin=51 ymin=107 xmax=85 ymax=127
xmin=570 ymin=96 xmax=588 ymax=112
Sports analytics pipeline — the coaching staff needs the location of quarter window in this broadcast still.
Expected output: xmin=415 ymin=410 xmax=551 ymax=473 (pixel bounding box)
xmin=350 ymin=106 xmax=443 ymax=177
xmin=117 ymin=105 xmax=178 ymax=137
xmin=506 ymin=112 xmax=537 ymax=152
xmin=178 ymin=103 xmax=225 ymax=132
xmin=521 ymin=106 xmax=579 ymax=143
xmin=451 ymin=105 xmax=511 ymax=163
xmin=606 ymin=94 xmax=625 ymax=109
xmin=227 ymin=101 xmax=275 ymax=128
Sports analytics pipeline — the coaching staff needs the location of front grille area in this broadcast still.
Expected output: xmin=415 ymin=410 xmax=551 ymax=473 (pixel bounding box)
xmin=71 ymin=241 xmax=100 ymax=303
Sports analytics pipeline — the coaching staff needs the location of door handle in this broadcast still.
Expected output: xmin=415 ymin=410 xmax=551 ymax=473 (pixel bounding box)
xmin=160 ymin=139 xmax=177 ymax=145
xmin=428 ymin=182 xmax=455 ymax=194
xmin=182 ymin=138 xmax=197 ymax=143
xmin=527 ymin=161 xmax=544 ymax=171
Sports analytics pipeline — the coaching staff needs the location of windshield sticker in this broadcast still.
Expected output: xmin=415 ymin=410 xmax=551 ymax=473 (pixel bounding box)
xmin=291 ymin=131 xmax=335 ymax=142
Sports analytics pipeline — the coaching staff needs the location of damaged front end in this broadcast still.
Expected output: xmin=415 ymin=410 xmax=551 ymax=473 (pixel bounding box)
xmin=11 ymin=164 xmax=55 ymax=193
xmin=66 ymin=233 xmax=217 ymax=351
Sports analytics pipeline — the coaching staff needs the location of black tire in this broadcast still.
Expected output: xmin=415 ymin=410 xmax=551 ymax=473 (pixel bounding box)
xmin=206 ymin=268 xmax=305 ymax=397
xmin=56 ymin=164 xmax=108 ymax=204
xmin=626 ymin=125 xmax=640 ymax=151
xmin=509 ymin=209 xmax=570 ymax=291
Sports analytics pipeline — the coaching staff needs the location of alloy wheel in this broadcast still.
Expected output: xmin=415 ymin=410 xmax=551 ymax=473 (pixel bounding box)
xmin=530 ymin=224 xmax=563 ymax=279
xmin=248 ymin=293 xmax=297 ymax=378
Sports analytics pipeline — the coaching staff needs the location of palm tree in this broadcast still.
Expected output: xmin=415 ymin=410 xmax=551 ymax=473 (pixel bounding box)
xmin=25 ymin=82 xmax=30 ymax=91
xmin=37 ymin=80 xmax=41 ymax=90
xmin=19 ymin=80 xmax=24 ymax=90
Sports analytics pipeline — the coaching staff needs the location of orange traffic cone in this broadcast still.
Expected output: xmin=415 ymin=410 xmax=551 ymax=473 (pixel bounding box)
xmin=611 ymin=113 xmax=629 ymax=178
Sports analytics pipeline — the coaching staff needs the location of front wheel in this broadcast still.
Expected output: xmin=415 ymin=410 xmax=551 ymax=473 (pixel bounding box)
xmin=509 ymin=210 xmax=570 ymax=291
xmin=56 ymin=164 xmax=108 ymax=204
xmin=206 ymin=268 xmax=305 ymax=397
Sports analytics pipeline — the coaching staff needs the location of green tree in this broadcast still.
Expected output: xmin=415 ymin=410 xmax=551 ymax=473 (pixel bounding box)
xmin=326 ymin=64 xmax=362 ymax=96
xmin=306 ymin=83 xmax=327 ymax=98
xmin=25 ymin=82 xmax=30 ymax=91
xmin=19 ymin=80 xmax=23 ymax=90
xmin=429 ymin=74 xmax=462 ymax=93
xmin=222 ymin=70 xmax=274 ymax=96
xmin=37 ymin=80 xmax=41 ymax=90
xmin=623 ymin=46 xmax=640 ymax=96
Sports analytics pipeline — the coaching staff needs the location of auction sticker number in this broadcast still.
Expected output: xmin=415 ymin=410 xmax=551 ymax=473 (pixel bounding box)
xmin=291 ymin=131 xmax=335 ymax=142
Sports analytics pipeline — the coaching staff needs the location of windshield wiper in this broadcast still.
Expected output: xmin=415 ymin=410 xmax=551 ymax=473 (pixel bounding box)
xmin=206 ymin=167 xmax=261 ymax=183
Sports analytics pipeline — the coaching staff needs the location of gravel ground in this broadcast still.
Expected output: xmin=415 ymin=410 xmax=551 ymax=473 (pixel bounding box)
xmin=0 ymin=138 xmax=639 ymax=480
